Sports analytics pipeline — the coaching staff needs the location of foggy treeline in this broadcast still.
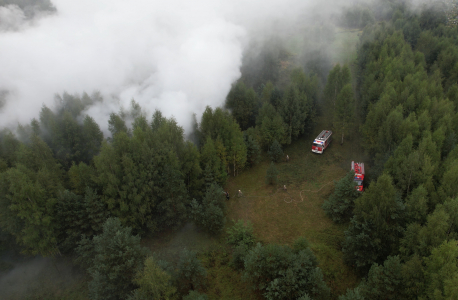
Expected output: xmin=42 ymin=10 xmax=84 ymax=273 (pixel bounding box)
xmin=2 ymin=0 xmax=458 ymax=299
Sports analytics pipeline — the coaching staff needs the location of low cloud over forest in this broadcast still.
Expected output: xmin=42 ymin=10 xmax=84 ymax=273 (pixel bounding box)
xmin=0 ymin=0 xmax=414 ymax=134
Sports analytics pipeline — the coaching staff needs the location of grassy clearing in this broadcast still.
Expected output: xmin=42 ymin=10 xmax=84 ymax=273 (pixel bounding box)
xmin=224 ymin=130 xmax=361 ymax=298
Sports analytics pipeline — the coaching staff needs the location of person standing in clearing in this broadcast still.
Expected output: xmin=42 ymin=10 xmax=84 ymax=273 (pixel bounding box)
xmin=238 ymin=190 xmax=243 ymax=197
xmin=286 ymin=155 xmax=289 ymax=162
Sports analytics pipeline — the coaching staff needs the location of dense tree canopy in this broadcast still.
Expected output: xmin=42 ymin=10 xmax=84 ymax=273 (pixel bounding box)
xmin=322 ymin=170 xmax=360 ymax=223
xmin=332 ymin=4 xmax=458 ymax=299
xmin=343 ymin=174 xmax=405 ymax=272
xmin=2 ymin=2 xmax=458 ymax=299
xmin=243 ymin=239 xmax=330 ymax=300
xmin=0 ymin=135 xmax=63 ymax=256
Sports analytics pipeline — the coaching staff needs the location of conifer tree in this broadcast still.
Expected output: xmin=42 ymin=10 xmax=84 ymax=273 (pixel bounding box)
xmin=401 ymin=254 xmax=426 ymax=299
xmin=280 ymin=84 xmax=308 ymax=144
xmin=441 ymin=161 xmax=458 ymax=198
xmin=181 ymin=141 xmax=203 ymax=199
xmin=226 ymin=120 xmax=247 ymax=176
xmin=0 ymin=130 xmax=21 ymax=168
xmin=268 ymin=139 xmax=283 ymax=162
xmin=257 ymin=102 xmax=287 ymax=147
xmin=93 ymin=133 xmax=155 ymax=232
xmin=200 ymin=137 xmax=226 ymax=186
xmin=128 ymin=256 xmax=176 ymax=300
xmin=244 ymin=133 xmax=261 ymax=167
xmin=265 ymin=162 xmax=279 ymax=185
xmin=198 ymin=106 xmax=247 ymax=175
xmin=175 ymin=249 xmax=207 ymax=294
xmin=358 ymin=256 xmax=406 ymax=299
xmin=56 ymin=190 xmax=84 ymax=253
xmin=269 ymin=87 xmax=283 ymax=110
xmin=339 ymin=256 xmax=406 ymax=300
xmin=154 ymin=166 xmax=189 ymax=232
xmin=226 ymin=219 xmax=256 ymax=248
xmin=322 ymin=171 xmax=359 ymax=223
xmin=424 ymin=240 xmax=458 ymax=300
xmin=343 ymin=174 xmax=405 ymax=272
xmin=334 ymin=84 xmax=355 ymax=144
xmin=68 ymin=162 xmax=97 ymax=195
xmin=243 ymin=241 xmax=330 ymax=300
xmin=324 ymin=64 xmax=351 ymax=120
xmin=404 ymin=185 xmax=428 ymax=224
xmin=108 ymin=112 xmax=129 ymax=137
xmin=82 ymin=115 xmax=104 ymax=163
xmin=225 ymin=81 xmax=257 ymax=130
xmin=191 ymin=183 xmax=225 ymax=234
xmin=226 ymin=220 xmax=256 ymax=269
xmin=399 ymin=199 xmax=458 ymax=259
xmin=0 ymin=165 xmax=60 ymax=256
xmin=76 ymin=218 xmax=149 ymax=300
xmin=203 ymin=163 xmax=215 ymax=188
xmin=261 ymin=81 xmax=275 ymax=104
xmin=0 ymin=136 xmax=63 ymax=256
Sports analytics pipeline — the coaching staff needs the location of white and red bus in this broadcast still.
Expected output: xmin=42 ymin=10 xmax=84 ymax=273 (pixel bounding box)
xmin=312 ymin=130 xmax=332 ymax=154
xmin=351 ymin=161 xmax=365 ymax=192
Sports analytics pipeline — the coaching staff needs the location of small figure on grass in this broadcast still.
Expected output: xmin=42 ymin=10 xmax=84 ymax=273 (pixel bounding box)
xmin=286 ymin=155 xmax=289 ymax=162
xmin=283 ymin=185 xmax=287 ymax=192
xmin=225 ymin=191 xmax=230 ymax=200
xmin=238 ymin=190 xmax=243 ymax=198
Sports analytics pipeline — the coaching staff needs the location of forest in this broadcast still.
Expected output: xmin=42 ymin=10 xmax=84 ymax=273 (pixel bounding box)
xmin=2 ymin=0 xmax=458 ymax=299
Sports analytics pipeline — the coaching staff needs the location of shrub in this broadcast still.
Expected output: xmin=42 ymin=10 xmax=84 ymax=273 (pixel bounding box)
xmin=226 ymin=219 xmax=256 ymax=248
xmin=293 ymin=236 xmax=311 ymax=253
xmin=268 ymin=139 xmax=283 ymax=162
xmin=265 ymin=162 xmax=279 ymax=185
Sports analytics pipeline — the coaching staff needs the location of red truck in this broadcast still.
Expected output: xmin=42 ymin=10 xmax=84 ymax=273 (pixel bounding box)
xmin=312 ymin=130 xmax=332 ymax=154
xmin=351 ymin=161 xmax=365 ymax=192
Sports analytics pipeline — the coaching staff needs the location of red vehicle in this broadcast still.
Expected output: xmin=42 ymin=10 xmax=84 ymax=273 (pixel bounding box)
xmin=312 ymin=130 xmax=332 ymax=154
xmin=351 ymin=161 xmax=365 ymax=192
